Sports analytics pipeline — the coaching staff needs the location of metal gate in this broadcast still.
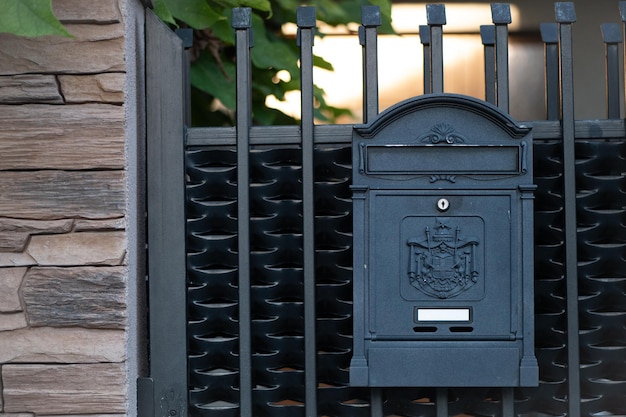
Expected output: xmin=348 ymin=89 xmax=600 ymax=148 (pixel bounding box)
xmin=140 ymin=2 xmax=626 ymax=417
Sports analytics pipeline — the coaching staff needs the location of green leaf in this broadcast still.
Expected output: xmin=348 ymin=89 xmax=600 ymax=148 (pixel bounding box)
xmin=250 ymin=14 xmax=299 ymax=73
xmin=213 ymin=0 xmax=271 ymax=14
xmin=312 ymin=0 xmax=350 ymax=26
xmin=209 ymin=14 xmax=235 ymax=44
xmin=239 ymin=0 xmax=271 ymax=13
xmin=163 ymin=0 xmax=223 ymax=29
xmin=0 ymin=0 xmax=71 ymax=37
xmin=152 ymin=0 xmax=177 ymax=26
xmin=190 ymin=52 xmax=237 ymax=109
xmin=253 ymin=105 xmax=297 ymax=126
xmin=313 ymin=55 xmax=334 ymax=72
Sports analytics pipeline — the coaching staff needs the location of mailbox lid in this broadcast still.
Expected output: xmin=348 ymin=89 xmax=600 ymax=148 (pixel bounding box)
xmin=352 ymin=93 xmax=533 ymax=189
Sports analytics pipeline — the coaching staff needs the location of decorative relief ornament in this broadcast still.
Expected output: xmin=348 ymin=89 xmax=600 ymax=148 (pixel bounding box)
xmin=407 ymin=217 xmax=479 ymax=299
xmin=161 ymin=389 xmax=185 ymax=417
xmin=417 ymin=123 xmax=468 ymax=144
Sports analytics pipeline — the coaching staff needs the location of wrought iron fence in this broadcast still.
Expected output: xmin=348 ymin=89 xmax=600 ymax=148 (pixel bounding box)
xmin=143 ymin=2 xmax=626 ymax=417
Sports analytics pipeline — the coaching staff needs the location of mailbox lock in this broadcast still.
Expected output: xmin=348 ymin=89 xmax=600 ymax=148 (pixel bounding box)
xmin=437 ymin=198 xmax=450 ymax=212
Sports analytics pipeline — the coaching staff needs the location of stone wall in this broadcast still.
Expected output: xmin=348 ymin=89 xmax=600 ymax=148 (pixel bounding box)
xmin=0 ymin=0 xmax=135 ymax=415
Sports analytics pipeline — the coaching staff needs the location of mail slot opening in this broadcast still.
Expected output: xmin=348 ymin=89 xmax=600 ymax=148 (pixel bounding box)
xmin=413 ymin=326 xmax=438 ymax=333
xmin=364 ymin=145 xmax=522 ymax=174
xmin=450 ymin=326 xmax=474 ymax=333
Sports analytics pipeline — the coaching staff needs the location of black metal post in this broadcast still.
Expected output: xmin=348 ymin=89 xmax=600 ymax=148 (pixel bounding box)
xmin=601 ymin=23 xmax=622 ymax=119
xmin=492 ymin=3 xmax=511 ymax=112
xmin=420 ymin=25 xmax=431 ymax=95
xmin=175 ymin=28 xmax=193 ymax=126
xmin=144 ymin=10 xmax=189 ymax=417
xmin=480 ymin=25 xmax=496 ymax=105
xmin=436 ymin=388 xmax=448 ymax=417
xmin=619 ymin=1 xmax=626 ymax=110
xmin=502 ymin=386 xmax=514 ymax=417
xmin=233 ymin=8 xmax=253 ymax=416
xmin=555 ymin=4 xmax=581 ymax=417
xmin=360 ymin=5 xmax=381 ymax=123
xmin=370 ymin=388 xmax=384 ymax=417
xmin=297 ymin=7 xmax=318 ymax=417
xmin=541 ymin=23 xmax=560 ymax=120
xmin=427 ymin=4 xmax=446 ymax=94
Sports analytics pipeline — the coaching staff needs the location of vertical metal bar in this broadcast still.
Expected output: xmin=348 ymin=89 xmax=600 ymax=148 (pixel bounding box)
xmin=145 ymin=9 xmax=188 ymax=417
xmin=297 ymin=7 xmax=318 ymax=417
xmin=501 ymin=387 xmax=514 ymax=417
xmin=601 ymin=23 xmax=622 ymax=119
xmin=370 ymin=388 xmax=384 ymax=417
xmin=620 ymin=2 xmax=626 ymax=114
xmin=492 ymin=3 xmax=511 ymax=112
xmin=555 ymin=4 xmax=580 ymax=417
xmin=420 ymin=25 xmax=431 ymax=95
xmin=541 ymin=23 xmax=560 ymax=120
xmin=427 ymin=4 xmax=446 ymax=94
xmin=360 ymin=14 xmax=382 ymax=410
xmin=436 ymin=388 xmax=448 ymax=417
xmin=175 ymin=28 xmax=193 ymax=125
xmin=360 ymin=6 xmax=381 ymax=123
xmin=232 ymin=8 xmax=253 ymax=416
xmin=481 ymin=25 xmax=496 ymax=105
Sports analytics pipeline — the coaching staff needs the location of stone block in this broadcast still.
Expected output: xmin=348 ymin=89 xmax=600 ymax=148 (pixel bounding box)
xmin=0 ymin=218 xmax=74 ymax=252
xmin=59 ymin=73 xmax=124 ymax=103
xmin=0 ymin=313 xmax=27 ymax=331
xmin=42 ymin=415 xmax=124 ymax=417
xmin=53 ymin=0 xmax=122 ymax=24
xmin=74 ymin=218 xmax=125 ymax=231
xmin=0 ymin=104 xmax=124 ymax=170
xmin=26 ymin=232 xmax=126 ymax=266
xmin=0 ymin=75 xmax=62 ymax=104
xmin=44 ymin=415 xmax=123 ymax=417
xmin=0 ymin=24 xmax=124 ymax=75
xmin=22 ymin=266 xmax=126 ymax=328
xmin=0 ymin=252 xmax=36 ymax=268
xmin=0 ymin=267 xmax=26 ymax=312
xmin=2 ymin=363 xmax=126 ymax=415
xmin=0 ymin=233 xmax=30 ymax=251
xmin=0 ymin=327 xmax=125 ymax=363
xmin=0 ymin=171 xmax=126 ymax=220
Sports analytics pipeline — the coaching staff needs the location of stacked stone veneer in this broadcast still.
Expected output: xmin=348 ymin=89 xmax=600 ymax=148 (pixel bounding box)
xmin=0 ymin=0 xmax=130 ymax=415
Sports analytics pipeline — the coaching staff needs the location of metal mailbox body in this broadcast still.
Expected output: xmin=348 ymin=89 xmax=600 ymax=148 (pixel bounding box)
xmin=350 ymin=94 xmax=538 ymax=387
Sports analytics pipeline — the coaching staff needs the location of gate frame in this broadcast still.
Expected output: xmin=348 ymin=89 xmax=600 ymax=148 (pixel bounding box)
xmin=139 ymin=3 xmax=626 ymax=417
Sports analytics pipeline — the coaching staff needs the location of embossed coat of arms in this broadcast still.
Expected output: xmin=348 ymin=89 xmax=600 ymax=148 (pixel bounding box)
xmin=407 ymin=217 xmax=479 ymax=299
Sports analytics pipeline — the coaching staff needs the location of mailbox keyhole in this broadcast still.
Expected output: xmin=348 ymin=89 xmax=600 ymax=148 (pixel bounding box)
xmin=437 ymin=198 xmax=450 ymax=212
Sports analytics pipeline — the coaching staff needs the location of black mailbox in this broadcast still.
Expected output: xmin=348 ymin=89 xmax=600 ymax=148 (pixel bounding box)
xmin=350 ymin=94 xmax=538 ymax=387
